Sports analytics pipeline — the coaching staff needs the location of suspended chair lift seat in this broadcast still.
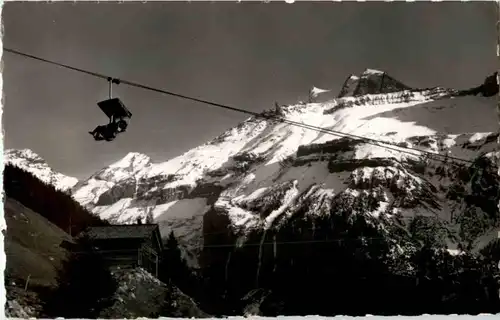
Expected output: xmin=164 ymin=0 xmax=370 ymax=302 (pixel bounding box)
xmin=97 ymin=97 xmax=133 ymax=121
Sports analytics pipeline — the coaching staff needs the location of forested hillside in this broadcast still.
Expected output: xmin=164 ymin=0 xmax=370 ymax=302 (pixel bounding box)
xmin=4 ymin=164 xmax=109 ymax=236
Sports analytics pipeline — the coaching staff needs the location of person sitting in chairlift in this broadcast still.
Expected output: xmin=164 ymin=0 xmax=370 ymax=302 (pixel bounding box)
xmin=112 ymin=115 xmax=129 ymax=133
xmin=90 ymin=93 xmax=132 ymax=141
xmin=89 ymin=122 xmax=118 ymax=141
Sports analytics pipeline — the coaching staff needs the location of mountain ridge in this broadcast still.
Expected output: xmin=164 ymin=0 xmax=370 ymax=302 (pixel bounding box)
xmin=5 ymin=149 xmax=78 ymax=192
xmin=6 ymin=70 xmax=499 ymax=270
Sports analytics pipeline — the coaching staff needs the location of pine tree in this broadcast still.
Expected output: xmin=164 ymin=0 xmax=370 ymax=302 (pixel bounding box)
xmin=157 ymin=231 xmax=197 ymax=317
xmin=160 ymin=231 xmax=200 ymax=295
xmin=161 ymin=231 xmax=184 ymax=281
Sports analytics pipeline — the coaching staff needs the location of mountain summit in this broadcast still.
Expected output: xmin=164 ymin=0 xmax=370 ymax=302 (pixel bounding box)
xmin=4 ymin=149 xmax=78 ymax=192
xmin=337 ymin=68 xmax=412 ymax=98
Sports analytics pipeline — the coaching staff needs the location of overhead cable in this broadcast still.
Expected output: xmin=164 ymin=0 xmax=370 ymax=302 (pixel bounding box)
xmin=5 ymin=47 xmax=485 ymax=165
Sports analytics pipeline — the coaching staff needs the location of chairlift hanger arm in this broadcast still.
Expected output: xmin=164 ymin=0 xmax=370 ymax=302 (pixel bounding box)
xmin=107 ymin=77 xmax=121 ymax=85
xmin=107 ymin=77 xmax=121 ymax=99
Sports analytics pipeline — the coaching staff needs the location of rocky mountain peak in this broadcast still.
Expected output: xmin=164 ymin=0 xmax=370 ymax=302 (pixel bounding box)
xmin=4 ymin=148 xmax=78 ymax=192
xmin=338 ymin=68 xmax=412 ymax=98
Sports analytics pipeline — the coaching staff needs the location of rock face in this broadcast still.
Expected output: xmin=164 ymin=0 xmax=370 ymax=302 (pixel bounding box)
xmin=459 ymin=72 xmax=499 ymax=97
xmin=337 ymin=74 xmax=360 ymax=98
xmin=338 ymin=69 xmax=412 ymax=98
xmin=4 ymin=149 xmax=78 ymax=192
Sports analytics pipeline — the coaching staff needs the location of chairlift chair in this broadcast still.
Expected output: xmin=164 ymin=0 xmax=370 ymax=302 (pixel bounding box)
xmin=90 ymin=78 xmax=132 ymax=141
xmin=97 ymin=97 xmax=132 ymax=132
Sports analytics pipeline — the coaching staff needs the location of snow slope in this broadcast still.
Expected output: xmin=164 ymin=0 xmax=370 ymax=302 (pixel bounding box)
xmin=4 ymin=149 xmax=78 ymax=192
xmin=68 ymin=69 xmax=498 ymax=266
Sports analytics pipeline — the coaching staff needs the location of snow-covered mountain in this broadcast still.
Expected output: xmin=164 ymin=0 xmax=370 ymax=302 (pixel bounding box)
xmin=67 ymin=68 xmax=499 ymax=266
xmin=4 ymin=149 xmax=78 ymax=192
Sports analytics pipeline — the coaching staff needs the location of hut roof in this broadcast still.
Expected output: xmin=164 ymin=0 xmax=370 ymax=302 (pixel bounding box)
xmin=83 ymin=224 xmax=159 ymax=240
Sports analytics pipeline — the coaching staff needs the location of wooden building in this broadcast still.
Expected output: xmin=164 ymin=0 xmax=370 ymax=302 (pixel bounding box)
xmin=79 ymin=223 xmax=163 ymax=278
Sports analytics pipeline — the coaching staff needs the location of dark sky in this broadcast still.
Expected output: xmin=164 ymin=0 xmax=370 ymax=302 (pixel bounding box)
xmin=3 ymin=2 xmax=497 ymax=179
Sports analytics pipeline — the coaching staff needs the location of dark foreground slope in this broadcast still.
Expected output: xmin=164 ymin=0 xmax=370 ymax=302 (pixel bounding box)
xmin=4 ymin=197 xmax=73 ymax=317
xmin=4 ymin=164 xmax=209 ymax=318
xmin=4 ymin=198 xmax=73 ymax=288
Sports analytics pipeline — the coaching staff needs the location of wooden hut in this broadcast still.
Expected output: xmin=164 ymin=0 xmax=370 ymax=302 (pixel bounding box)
xmin=79 ymin=223 xmax=163 ymax=278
